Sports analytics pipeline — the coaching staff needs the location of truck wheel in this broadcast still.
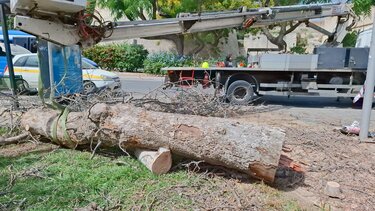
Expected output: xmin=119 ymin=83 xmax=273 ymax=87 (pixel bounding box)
xmin=226 ymin=80 xmax=255 ymax=105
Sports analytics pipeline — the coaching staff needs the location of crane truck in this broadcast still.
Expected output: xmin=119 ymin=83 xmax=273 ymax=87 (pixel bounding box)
xmin=5 ymin=0 xmax=365 ymax=104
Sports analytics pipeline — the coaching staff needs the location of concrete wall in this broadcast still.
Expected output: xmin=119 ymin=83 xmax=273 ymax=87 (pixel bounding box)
xmin=97 ymin=7 xmax=239 ymax=57
xmin=97 ymin=8 xmax=176 ymax=53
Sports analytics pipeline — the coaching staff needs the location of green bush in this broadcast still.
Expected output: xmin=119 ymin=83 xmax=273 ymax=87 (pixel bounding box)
xmin=342 ymin=31 xmax=358 ymax=47
xmin=143 ymin=52 xmax=197 ymax=75
xmin=83 ymin=43 xmax=148 ymax=72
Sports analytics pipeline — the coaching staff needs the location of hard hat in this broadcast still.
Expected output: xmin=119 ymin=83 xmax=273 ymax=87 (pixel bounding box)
xmin=202 ymin=62 xmax=210 ymax=68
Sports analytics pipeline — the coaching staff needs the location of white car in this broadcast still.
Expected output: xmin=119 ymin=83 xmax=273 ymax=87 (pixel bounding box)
xmin=4 ymin=53 xmax=121 ymax=93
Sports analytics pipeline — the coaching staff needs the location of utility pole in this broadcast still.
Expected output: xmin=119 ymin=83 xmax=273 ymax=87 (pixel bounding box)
xmin=359 ymin=13 xmax=375 ymax=141
xmin=198 ymin=0 xmax=202 ymax=16
xmin=0 ymin=3 xmax=19 ymax=109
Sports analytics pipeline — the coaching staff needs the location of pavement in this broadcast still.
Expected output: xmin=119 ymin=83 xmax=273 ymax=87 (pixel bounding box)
xmin=118 ymin=73 xmax=375 ymax=129
xmin=119 ymin=72 xmax=165 ymax=96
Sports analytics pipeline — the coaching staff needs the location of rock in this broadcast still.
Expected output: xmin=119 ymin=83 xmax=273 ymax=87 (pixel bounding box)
xmin=324 ymin=181 xmax=342 ymax=198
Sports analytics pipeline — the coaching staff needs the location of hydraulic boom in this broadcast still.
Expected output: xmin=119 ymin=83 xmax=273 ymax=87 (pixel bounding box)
xmin=9 ymin=1 xmax=355 ymax=48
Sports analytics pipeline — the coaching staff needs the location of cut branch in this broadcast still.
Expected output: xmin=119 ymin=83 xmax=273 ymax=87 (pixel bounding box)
xmin=135 ymin=147 xmax=172 ymax=175
xmin=0 ymin=133 xmax=29 ymax=146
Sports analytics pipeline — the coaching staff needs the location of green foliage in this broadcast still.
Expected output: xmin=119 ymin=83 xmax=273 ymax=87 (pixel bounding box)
xmin=0 ymin=15 xmax=15 ymax=30
xmin=97 ymin=0 xmax=258 ymax=56
xmin=143 ymin=52 xmax=196 ymax=74
xmin=353 ymin=0 xmax=375 ymax=16
xmin=83 ymin=44 xmax=148 ymax=72
xmin=97 ymin=0 xmax=155 ymax=20
xmin=290 ymin=45 xmax=306 ymax=54
xmin=159 ymin=0 xmax=257 ymax=17
xmin=235 ymin=55 xmax=248 ymax=66
xmin=290 ymin=34 xmax=307 ymax=54
xmin=86 ymin=0 xmax=97 ymax=14
xmin=342 ymin=31 xmax=359 ymax=47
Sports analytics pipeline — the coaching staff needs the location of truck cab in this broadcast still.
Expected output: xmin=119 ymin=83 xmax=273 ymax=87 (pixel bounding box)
xmin=356 ymin=29 xmax=372 ymax=48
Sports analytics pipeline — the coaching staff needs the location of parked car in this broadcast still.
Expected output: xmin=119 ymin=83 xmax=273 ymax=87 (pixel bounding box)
xmin=4 ymin=54 xmax=121 ymax=93
xmin=82 ymin=57 xmax=99 ymax=68
xmin=0 ymin=42 xmax=32 ymax=76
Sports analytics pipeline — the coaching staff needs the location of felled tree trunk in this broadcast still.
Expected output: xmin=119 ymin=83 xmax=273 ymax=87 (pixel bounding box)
xmin=20 ymin=103 xmax=285 ymax=182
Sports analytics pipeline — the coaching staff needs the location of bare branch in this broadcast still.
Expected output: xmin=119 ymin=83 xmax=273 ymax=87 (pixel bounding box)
xmin=285 ymin=21 xmax=302 ymax=35
xmin=0 ymin=133 xmax=29 ymax=146
xmin=261 ymin=27 xmax=277 ymax=41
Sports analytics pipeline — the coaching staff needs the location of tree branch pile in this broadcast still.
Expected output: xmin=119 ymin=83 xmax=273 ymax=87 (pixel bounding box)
xmin=20 ymin=103 xmax=285 ymax=182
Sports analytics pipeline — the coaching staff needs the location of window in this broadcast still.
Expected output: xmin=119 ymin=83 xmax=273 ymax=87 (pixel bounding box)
xmin=24 ymin=56 xmax=39 ymax=67
xmin=82 ymin=60 xmax=96 ymax=69
xmin=14 ymin=56 xmax=28 ymax=67
xmin=356 ymin=38 xmax=362 ymax=48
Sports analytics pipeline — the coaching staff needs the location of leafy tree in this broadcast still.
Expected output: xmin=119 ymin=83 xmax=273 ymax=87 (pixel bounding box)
xmin=94 ymin=0 xmax=375 ymax=54
xmin=95 ymin=0 xmax=256 ymax=56
xmin=352 ymin=0 xmax=375 ymax=16
xmin=261 ymin=0 xmax=375 ymax=51
xmin=97 ymin=0 xmax=157 ymax=20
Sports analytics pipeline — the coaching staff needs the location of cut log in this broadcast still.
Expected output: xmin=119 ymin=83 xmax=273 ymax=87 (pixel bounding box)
xmin=135 ymin=147 xmax=172 ymax=175
xmin=20 ymin=103 xmax=285 ymax=182
xmin=324 ymin=181 xmax=342 ymax=198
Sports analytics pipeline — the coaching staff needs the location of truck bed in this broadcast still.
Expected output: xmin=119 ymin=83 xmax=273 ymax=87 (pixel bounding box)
xmin=163 ymin=66 xmax=365 ymax=98
xmin=162 ymin=67 xmax=366 ymax=73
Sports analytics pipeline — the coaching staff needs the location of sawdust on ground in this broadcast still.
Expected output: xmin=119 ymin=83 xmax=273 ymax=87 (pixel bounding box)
xmin=240 ymin=109 xmax=375 ymax=211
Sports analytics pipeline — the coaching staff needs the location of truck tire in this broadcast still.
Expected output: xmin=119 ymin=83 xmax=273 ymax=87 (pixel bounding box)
xmin=226 ymin=80 xmax=255 ymax=105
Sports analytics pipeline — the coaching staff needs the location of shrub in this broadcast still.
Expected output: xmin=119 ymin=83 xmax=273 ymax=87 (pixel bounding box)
xmin=342 ymin=31 xmax=358 ymax=47
xmin=143 ymin=52 xmax=197 ymax=75
xmin=83 ymin=43 xmax=148 ymax=72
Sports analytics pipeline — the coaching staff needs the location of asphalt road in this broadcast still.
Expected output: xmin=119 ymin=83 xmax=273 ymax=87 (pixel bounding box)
xmin=119 ymin=74 xmax=375 ymax=128
xmin=121 ymin=75 xmax=165 ymax=96
xmin=120 ymin=74 xmax=354 ymax=107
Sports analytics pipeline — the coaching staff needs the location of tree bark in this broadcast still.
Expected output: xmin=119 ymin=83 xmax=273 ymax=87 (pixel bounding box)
xmin=20 ymin=103 xmax=285 ymax=183
xmin=145 ymin=34 xmax=185 ymax=55
xmin=261 ymin=21 xmax=302 ymax=52
xmin=151 ymin=0 xmax=157 ymax=19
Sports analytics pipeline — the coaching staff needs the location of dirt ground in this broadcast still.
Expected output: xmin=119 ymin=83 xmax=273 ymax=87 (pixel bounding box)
xmin=240 ymin=107 xmax=375 ymax=211
xmin=1 ymin=93 xmax=374 ymax=210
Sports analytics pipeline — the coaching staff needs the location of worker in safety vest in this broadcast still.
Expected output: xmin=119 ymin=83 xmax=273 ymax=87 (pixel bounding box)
xmin=201 ymin=62 xmax=210 ymax=88
xmin=201 ymin=62 xmax=210 ymax=68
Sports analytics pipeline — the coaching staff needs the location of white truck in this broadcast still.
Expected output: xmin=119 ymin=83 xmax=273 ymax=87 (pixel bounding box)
xmin=164 ymin=29 xmax=372 ymax=104
xmin=356 ymin=28 xmax=372 ymax=48
xmin=6 ymin=0 xmax=365 ymax=103
xmin=163 ymin=48 xmax=368 ymax=104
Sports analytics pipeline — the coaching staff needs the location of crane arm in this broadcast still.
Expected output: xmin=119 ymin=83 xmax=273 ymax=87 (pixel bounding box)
xmin=108 ymin=3 xmax=352 ymax=41
xmin=10 ymin=0 xmax=355 ymax=47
